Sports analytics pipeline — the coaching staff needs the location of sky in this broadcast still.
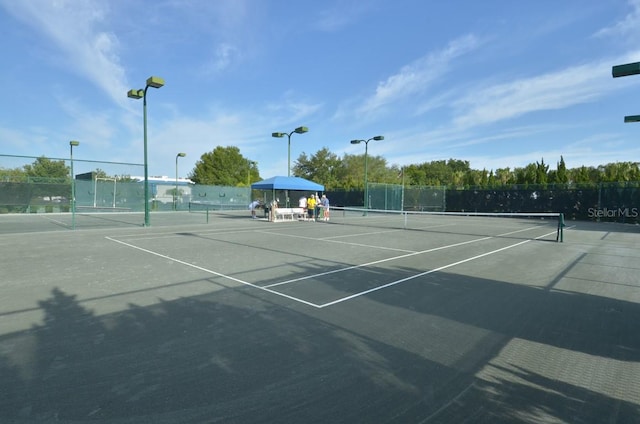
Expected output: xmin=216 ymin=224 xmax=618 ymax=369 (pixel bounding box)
xmin=2 ymin=0 xmax=640 ymax=180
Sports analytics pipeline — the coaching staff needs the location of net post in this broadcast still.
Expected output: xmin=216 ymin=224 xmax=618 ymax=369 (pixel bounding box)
xmin=556 ymin=213 xmax=565 ymax=242
xmin=206 ymin=207 xmax=209 ymax=223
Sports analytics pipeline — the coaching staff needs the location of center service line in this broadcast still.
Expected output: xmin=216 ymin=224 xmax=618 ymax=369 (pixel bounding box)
xmin=317 ymin=229 xmax=557 ymax=308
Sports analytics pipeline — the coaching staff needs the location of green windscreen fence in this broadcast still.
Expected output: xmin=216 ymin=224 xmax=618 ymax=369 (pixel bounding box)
xmin=1 ymin=154 xmax=252 ymax=214
xmin=2 ymin=153 xmax=639 ymax=225
xmin=329 ymin=182 xmax=639 ymax=224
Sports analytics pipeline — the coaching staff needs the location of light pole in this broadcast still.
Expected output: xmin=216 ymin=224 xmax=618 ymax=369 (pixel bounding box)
xmin=613 ymin=62 xmax=640 ymax=123
xmin=175 ymin=152 xmax=186 ymax=210
xmin=69 ymin=140 xmax=80 ymax=230
xmin=127 ymin=76 xmax=165 ymax=227
xmin=350 ymin=135 xmax=384 ymax=213
xmin=271 ymin=126 xmax=308 ymax=177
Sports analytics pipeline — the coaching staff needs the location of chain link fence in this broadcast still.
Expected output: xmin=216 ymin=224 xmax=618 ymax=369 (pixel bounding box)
xmin=327 ymin=182 xmax=640 ymax=224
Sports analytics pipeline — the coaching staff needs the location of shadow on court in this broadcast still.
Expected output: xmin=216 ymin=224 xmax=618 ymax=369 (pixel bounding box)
xmin=1 ymin=261 xmax=639 ymax=423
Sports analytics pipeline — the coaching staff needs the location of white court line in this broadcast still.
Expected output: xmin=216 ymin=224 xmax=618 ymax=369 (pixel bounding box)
xmin=317 ymin=229 xmax=557 ymax=308
xmin=257 ymin=230 xmax=417 ymax=253
xmin=106 ymin=224 xmax=558 ymax=309
xmin=319 ymin=223 xmax=456 ymax=240
xmin=264 ymin=224 xmax=550 ymax=288
xmin=112 ymin=226 xmax=260 ymax=241
xmin=105 ymin=236 xmax=322 ymax=308
xmin=264 ymin=236 xmax=493 ymax=288
xmin=39 ymin=215 xmax=69 ymax=227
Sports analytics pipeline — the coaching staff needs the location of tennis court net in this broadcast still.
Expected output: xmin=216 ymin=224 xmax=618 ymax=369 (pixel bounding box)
xmin=329 ymin=207 xmax=565 ymax=242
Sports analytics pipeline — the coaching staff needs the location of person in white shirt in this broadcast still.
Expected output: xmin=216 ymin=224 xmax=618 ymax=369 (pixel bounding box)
xmin=299 ymin=195 xmax=308 ymax=220
xmin=249 ymin=200 xmax=261 ymax=219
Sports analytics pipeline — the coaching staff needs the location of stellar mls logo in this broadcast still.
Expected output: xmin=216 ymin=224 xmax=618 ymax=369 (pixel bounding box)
xmin=588 ymin=207 xmax=639 ymax=218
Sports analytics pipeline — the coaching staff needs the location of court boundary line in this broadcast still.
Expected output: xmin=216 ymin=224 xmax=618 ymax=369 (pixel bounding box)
xmin=317 ymin=229 xmax=557 ymax=308
xmin=105 ymin=236 xmax=322 ymax=308
xmin=105 ymin=225 xmax=558 ymax=309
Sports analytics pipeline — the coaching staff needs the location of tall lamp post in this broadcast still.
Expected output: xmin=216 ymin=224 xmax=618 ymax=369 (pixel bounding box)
xmin=613 ymin=61 xmax=640 ymax=123
xmin=271 ymin=126 xmax=308 ymax=177
xmin=175 ymin=152 xmax=186 ymax=211
xmin=127 ymin=76 xmax=165 ymax=227
xmin=69 ymin=140 xmax=80 ymax=230
xmin=350 ymin=135 xmax=384 ymax=213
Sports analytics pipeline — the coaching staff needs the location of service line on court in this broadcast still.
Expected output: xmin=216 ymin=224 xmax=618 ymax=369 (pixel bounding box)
xmin=264 ymin=236 xmax=493 ymax=288
xmin=263 ymin=224 xmax=550 ymax=288
xmin=104 ymin=236 xmax=323 ymax=308
xmin=112 ymin=226 xmax=261 ymax=241
xmin=257 ymin=229 xmax=417 ymax=253
xmin=317 ymin=229 xmax=558 ymax=308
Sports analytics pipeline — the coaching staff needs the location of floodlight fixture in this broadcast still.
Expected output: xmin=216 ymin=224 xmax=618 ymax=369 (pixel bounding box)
xmin=146 ymin=76 xmax=165 ymax=88
xmin=612 ymin=62 xmax=640 ymax=78
xmin=127 ymin=89 xmax=143 ymax=99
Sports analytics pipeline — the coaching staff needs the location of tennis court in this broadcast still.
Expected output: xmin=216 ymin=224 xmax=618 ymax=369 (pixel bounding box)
xmin=1 ymin=210 xmax=639 ymax=423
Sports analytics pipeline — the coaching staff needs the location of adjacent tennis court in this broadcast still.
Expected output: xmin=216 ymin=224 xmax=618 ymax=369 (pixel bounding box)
xmin=1 ymin=210 xmax=639 ymax=423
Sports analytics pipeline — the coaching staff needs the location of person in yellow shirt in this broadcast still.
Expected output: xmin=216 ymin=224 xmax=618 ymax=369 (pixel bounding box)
xmin=307 ymin=194 xmax=316 ymax=221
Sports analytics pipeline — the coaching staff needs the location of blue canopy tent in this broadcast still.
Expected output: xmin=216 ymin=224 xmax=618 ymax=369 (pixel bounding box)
xmin=251 ymin=176 xmax=324 ymax=192
xmin=251 ymin=176 xmax=324 ymax=209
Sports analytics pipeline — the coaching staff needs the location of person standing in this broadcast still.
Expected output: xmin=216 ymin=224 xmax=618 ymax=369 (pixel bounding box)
xmin=314 ymin=194 xmax=322 ymax=221
xmin=298 ymin=195 xmax=308 ymax=220
xmin=320 ymin=194 xmax=330 ymax=221
xmin=269 ymin=198 xmax=279 ymax=222
xmin=307 ymin=194 xmax=316 ymax=221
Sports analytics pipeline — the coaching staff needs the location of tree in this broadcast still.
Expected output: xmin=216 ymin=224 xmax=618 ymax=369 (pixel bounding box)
xmin=0 ymin=166 xmax=27 ymax=182
xmin=494 ymin=168 xmax=513 ymax=186
xmin=293 ymin=147 xmax=343 ymax=190
xmin=514 ymin=163 xmax=537 ymax=186
xmin=23 ymin=156 xmax=69 ymax=180
xmin=569 ymin=165 xmax=598 ymax=185
xmin=535 ymin=158 xmax=549 ymax=186
xmin=339 ymin=154 xmax=367 ymax=190
xmin=189 ymin=146 xmax=259 ymax=186
xmin=598 ymin=161 xmax=640 ymax=183
xmin=555 ymin=156 xmax=568 ymax=184
xmin=342 ymin=154 xmax=392 ymax=189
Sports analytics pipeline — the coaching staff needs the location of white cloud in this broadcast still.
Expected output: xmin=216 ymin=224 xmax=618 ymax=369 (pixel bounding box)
xmin=202 ymin=42 xmax=242 ymax=73
xmin=451 ymin=59 xmax=615 ymax=128
xmin=357 ymin=34 xmax=481 ymax=116
xmin=0 ymin=0 xmax=129 ymax=106
xmin=594 ymin=0 xmax=640 ymax=40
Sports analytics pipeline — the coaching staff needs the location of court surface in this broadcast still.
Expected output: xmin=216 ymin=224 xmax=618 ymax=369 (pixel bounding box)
xmin=1 ymin=211 xmax=639 ymax=423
